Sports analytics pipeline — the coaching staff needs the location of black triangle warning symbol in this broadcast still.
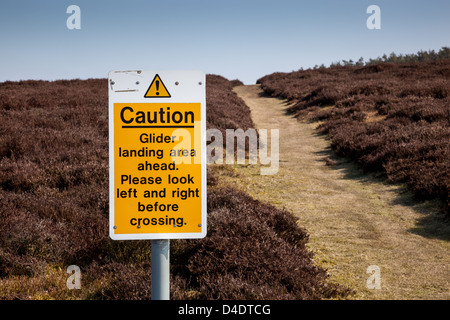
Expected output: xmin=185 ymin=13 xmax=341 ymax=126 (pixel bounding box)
xmin=144 ymin=74 xmax=171 ymax=98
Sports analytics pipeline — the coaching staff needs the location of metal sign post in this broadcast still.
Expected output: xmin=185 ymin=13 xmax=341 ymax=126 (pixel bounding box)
xmin=108 ymin=70 xmax=207 ymax=300
xmin=151 ymin=239 xmax=170 ymax=300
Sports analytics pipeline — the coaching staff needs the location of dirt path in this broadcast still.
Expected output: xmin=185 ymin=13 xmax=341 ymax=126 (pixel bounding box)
xmin=228 ymin=85 xmax=449 ymax=299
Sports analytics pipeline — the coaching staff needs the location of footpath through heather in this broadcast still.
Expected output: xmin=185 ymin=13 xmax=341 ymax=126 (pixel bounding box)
xmin=228 ymin=84 xmax=449 ymax=299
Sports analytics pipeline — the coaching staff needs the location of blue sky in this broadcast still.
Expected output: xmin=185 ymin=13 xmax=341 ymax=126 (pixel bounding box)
xmin=1 ymin=0 xmax=449 ymax=84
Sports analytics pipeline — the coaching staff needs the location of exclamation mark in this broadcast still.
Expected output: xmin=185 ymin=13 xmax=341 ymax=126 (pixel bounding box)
xmin=156 ymin=80 xmax=160 ymax=95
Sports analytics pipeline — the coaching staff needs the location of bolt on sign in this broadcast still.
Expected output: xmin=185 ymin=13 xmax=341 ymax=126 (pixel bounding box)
xmin=108 ymin=70 xmax=206 ymax=240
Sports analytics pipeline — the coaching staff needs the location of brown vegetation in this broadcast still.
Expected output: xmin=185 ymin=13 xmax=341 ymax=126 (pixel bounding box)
xmin=257 ymin=60 xmax=450 ymax=214
xmin=0 ymin=75 xmax=349 ymax=299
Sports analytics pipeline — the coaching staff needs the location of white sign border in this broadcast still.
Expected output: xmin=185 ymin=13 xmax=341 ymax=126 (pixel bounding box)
xmin=108 ymin=70 xmax=207 ymax=240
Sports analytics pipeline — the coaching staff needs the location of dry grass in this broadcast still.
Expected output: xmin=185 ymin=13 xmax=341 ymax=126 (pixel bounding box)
xmin=231 ymin=85 xmax=450 ymax=300
xmin=257 ymin=61 xmax=450 ymax=213
xmin=364 ymin=111 xmax=386 ymax=123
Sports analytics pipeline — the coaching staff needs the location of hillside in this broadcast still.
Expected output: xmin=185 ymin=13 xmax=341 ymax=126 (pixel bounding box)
xmin=232 ymin=84 xmax=449 ymax=299
xmin=0 ymin=75 xmax=350 ymax=299
xmin=257 ymin=60 xmax=450 ymax=215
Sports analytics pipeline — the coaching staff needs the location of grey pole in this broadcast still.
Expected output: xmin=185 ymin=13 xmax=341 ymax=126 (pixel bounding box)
xmin=151 ymin=239 xmax=170 ymax=300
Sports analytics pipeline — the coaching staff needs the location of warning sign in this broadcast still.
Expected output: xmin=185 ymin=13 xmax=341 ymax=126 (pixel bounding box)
xmin=144 ymin=74 xmax=171 ymax=98
xmin=108 ymin=70 xmax=206 ymax=240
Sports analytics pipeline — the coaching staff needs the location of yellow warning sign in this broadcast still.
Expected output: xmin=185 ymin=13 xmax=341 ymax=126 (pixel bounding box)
xmin=144 ymin=74 xmax=171 ymax=98
xmin=113 ymin=102 xmax=202 ymax=235
xmin=109 ymin=70 xmax=206 ymax=240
